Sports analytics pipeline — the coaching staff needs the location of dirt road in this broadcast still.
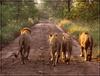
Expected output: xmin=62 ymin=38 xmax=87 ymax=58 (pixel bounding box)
xmin=0 ymin=21 xmax=99 ymax=76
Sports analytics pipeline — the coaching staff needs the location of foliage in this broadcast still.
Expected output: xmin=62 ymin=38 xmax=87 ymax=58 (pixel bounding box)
xmin=0 ymin=1 xmax=39 ymax=45
xmin=44 ymin=0 xmax=100 ymax=21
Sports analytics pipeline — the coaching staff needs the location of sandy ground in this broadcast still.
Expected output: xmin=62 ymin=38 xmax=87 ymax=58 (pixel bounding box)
xmin=0 ymin=20 xmax=99 ymax=76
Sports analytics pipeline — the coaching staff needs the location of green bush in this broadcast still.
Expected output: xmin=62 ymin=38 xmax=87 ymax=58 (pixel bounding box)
xmin=0 ymin=2 xmax=39 ymax=45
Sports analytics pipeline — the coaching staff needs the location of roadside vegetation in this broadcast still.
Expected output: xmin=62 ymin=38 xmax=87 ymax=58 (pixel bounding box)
xmin=0 ymin=1 xmax=39 ymax=47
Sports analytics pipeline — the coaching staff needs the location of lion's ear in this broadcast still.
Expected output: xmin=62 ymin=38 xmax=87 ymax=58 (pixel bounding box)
xmin=63 ymin=35 xmax=65 ymax=39
xmin=54 ymin=33 xmax=58 ymax=37
xmin=84 ymin=32 xmax=88 ymax=34
xmin=62 ymin=33 xmax=65 ymax=37
xmin=20 ymin=29 xmax=24 ymax=34
xmin=62 ymin=34 xmax=66 ymax=39
xmin=55 ymin=34 xmax=57 ymax=37
xmin=49 ymin=34 xmax=52 ymax=37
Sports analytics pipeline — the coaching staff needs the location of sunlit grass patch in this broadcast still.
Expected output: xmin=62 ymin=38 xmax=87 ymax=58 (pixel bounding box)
xmin=69 ymin=24 xmax=90 ymax=33
xmin=58 ymin=19 xmax=72 ymax=27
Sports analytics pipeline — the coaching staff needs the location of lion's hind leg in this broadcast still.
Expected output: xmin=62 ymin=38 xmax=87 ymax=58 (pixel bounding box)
xmin=24 ymin=47 xmax=30 ymax=62
xmin=80 ymin=47 xmax=84 ymax=57
xmin=19 ymin=47 xmax=25 ymax=64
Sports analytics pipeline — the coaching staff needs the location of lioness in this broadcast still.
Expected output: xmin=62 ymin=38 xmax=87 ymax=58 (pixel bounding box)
xmin=48 ymin=33 xmax=61 ymax=66
xmin=79 ymin=32 xmax=93 ymax=61
xmin=18 ymin=27 xmax=31 ymax=64
xmin=61 ymin=33 xmax=72 ymax=64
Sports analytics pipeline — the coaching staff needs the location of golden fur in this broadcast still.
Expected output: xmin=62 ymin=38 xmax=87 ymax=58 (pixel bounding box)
xmin=61 ymin=33 xmax=72 ymax=64
xmin=18 ymin=27 xmax=31 ymax=64
xmin=48 ymin=33 xmax=61 ymax=66
xmin=79 ymin=32 xmax=93 ymax=61
xmin=48 ymin=33 xmax=72 ymax=65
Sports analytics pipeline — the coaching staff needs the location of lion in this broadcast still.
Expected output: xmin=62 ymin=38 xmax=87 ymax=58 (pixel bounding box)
xmin=79 ymin=32 xmax=93 ymax=61
xmin=18 ymin=27 xmax=31 ymax=64
xmin=48 ymin=33 xmax=61 ymax=66
xmin=61 ymin=33 xmax=72 ymax=64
